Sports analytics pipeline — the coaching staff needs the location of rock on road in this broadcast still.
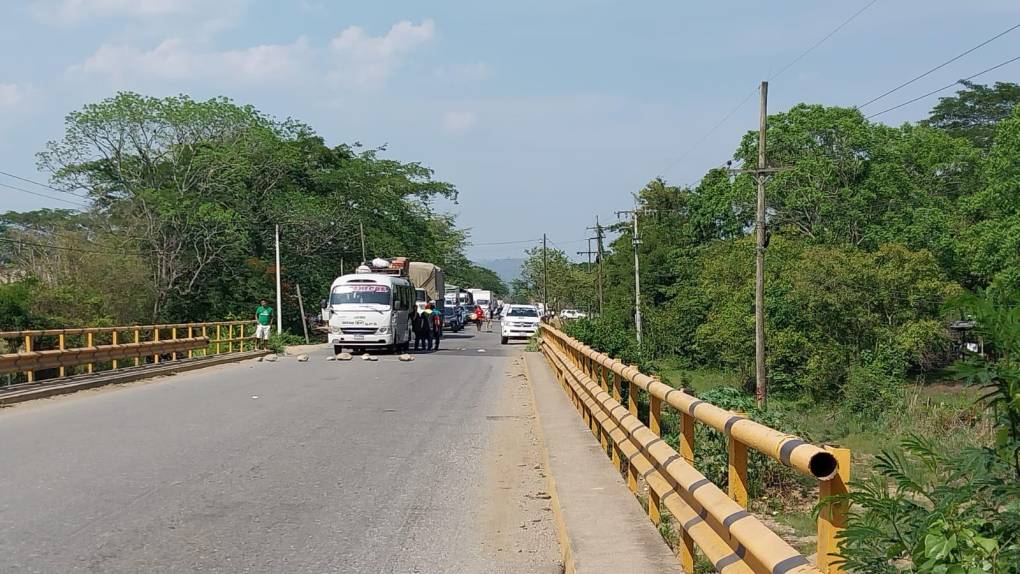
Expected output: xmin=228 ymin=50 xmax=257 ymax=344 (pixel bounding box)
xmin=0 ymin=329 xmax=561 ymax=573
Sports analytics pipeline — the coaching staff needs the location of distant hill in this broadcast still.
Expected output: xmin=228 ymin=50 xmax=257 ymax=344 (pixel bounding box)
xmin=473 ymin=258 xmax=525 ymax=285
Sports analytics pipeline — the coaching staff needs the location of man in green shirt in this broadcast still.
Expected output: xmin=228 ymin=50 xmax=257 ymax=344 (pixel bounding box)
xmin=255 ymin=299 xmax=273 ymax=350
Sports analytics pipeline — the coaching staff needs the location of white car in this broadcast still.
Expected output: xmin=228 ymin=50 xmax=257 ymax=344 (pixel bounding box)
xmin=501 ymin=305 xmax=541 ymax=344
xmin=560 ymin=309 xmax=587 ymax=319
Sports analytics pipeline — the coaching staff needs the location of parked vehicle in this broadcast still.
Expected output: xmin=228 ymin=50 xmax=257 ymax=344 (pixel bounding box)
xmin=500 ymin=304 xmax=541 ymax=344
xmin=560 ymin=309 xmax=587 ymax=319
xmin=468 ymin=289 xmax=493 ymax=314
xmin=442 ymin=306 xmax=464 ymax=332
xmin=409 ymin=262 xmax=445 ymax=314
xmin=321 ymin=270 xmax=415 ymax=355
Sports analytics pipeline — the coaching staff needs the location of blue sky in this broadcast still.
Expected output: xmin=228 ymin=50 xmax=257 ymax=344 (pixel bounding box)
xmin=2 ymin=0 xmax=1019 ymax=261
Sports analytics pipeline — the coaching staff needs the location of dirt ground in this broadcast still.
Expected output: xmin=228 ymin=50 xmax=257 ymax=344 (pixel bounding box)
xmin=479 ymin=355 xmax=563 ymax=573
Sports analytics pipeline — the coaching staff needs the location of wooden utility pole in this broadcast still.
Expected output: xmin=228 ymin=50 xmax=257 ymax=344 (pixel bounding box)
xmin=359 ymin=221 xmax=367 ymax=263
xmin=295 ymin=283 xmax=310 ymax=344
xmin=577 ymin=239 xmax=598 ymax=315
xmin=587 ymin=216 xmax=605 ymax=314
xmin=275 ymin=223 xmax=283 ymax=334
xmin=754 ymin=81 xmax=769 ymax=408
xmin=632 ymin=211 xmax=642 ymax=345
xmin=542 ymin=233 xmax=549 ymax=316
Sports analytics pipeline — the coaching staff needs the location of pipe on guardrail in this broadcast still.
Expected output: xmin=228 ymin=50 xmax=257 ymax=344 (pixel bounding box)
xmin=0 ymin=337 xmax=209 ymax=375
xmin=541 ymin=323 xmax=838 ymax=481
xmin=543 ymin=340 xmax=820 ymax=574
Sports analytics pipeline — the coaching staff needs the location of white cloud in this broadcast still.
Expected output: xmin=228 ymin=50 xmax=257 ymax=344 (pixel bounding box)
xmin=442 ymin=110 xmax=477 ymax=134
xmin=70 ymin=37 xmax=311 ymax=84
xmin=0 ymin=84 xmax=23 ymax=107
xmin=328 ymin=19 xmax=435 ymax=89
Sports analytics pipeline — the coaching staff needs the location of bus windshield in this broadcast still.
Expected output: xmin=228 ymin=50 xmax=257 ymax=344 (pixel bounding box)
xmin=330 ymin=285 xmax=391 ymax=306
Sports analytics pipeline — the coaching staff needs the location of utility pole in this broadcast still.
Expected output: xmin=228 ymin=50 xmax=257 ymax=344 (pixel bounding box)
xmin=726 ymin=82 xmax=786 ymax=408
xmin=275 ymin=223 xmax=283 ymax=334
xmin=631 ymin=211 xmax=642 ymax=345
xmin=754 ymin=81 xmax=768 ymax=408
xmin=587 ymin=216 xmax=605 ymax=314
xmin=615 ymin=209 xmax=643 ymax=345
xmin=295 ymin=283 xmax=310 ymax=344
xmin=542 ymin=233 xmax=548 ymax=316
xmin=359 ymin=220 xmax=367 ymax=263
xmin=577 ymin=239 xmax=598 ymax=316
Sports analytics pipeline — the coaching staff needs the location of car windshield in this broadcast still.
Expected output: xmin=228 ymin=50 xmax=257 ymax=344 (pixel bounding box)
xmin=330 ymin=284 xmax=391 ymax=306
xmin=508 ymin=307 xmax=539 ymax=317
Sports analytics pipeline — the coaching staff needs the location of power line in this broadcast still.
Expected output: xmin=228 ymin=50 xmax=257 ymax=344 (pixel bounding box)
xmin=0 ymin=236 xmax=138 ymax=256
xmin=770 ymin=0 xmax=881 ymax=82
xmin=0 ymin=170 xmax=90 ymax=198
xmin=470 ymin=238 xmax=542 ymax=246
xmin=0 ymin=181 xmax=90 ymax=209
xmin=658 ymin=0 xmax=880 ymax=178
xmin=858 ymin=22 xmax=1020 ymax=109
xmin=866 ymin=54 xmax=1020 ymax=119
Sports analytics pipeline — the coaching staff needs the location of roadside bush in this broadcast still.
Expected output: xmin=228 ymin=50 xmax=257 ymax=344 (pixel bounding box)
xmin=673 ymin=387 xmax=811 ymax=500
xmin=834 ymin=289 xmax=1020 ymax=573
xmin=563 ymin=316 xmax=651 ymax=372
xmin=842 ymin=348 xmax=906 ymax=416
xmin=894 ymin=319 xmax=953 ymax=372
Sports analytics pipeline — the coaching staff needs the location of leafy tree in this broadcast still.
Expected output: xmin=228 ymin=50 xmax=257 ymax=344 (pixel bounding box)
xmin=923 ymin=81 xmax=1020 ymax=149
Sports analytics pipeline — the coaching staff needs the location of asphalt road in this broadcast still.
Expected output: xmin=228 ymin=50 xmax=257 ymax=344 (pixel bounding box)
xmin=0 ymin=327 xmax=561 ymax=573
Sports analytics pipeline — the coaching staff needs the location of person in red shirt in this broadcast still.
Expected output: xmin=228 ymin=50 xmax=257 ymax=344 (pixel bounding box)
xmin=473 ymin=305 xmax=484 ymax=331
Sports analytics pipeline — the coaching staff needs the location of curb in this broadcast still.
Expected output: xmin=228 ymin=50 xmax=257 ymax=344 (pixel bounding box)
xmin=522 ymin=350 xmax=577 ymax=574
xmin=0 ymin=350 xmax=270 ymax=406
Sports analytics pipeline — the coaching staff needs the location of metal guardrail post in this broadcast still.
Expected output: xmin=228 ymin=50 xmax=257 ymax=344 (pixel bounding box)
xmin=648 ymin=383 xmax=663 ymax=526
xmin=24 ymin=335 xmax=34 ymax=382
xmin=187 ymin=327 xmax=193 ymax=358
xmin=215 ymin=325 xmax=221 ymax=354
xmin=111 ymin=331 xmax=119 ymax=370
xmin=201 ymin=326 xmax=207 ymax=356
xmin=171 ymin=327 xmax=178 ymax=361
xmin=228 ymin=324 xmax=234 ymax=353
xmin=86 ymin=332 xmax=94 ymax=373
xmin=152 ymin=327 xmax=160 ymax=364
xmin=818 ymin=446 xmax=850 ymax=574
xmin=239 ymin=324 xmax=245 ymax=352
xmin=58 ymin=333 xmax=66 ymax=377
xmin=728 ymin=425 xmax=749 ymax=508
xmin=134 ymin=329 xmax=140 ymax=366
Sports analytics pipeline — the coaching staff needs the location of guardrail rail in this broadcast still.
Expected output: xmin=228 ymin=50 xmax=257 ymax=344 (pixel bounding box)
xmin=539 ymin=323 xmax=850 ymax=574
xmin=1 ymin=321 xmax=255 ymax=384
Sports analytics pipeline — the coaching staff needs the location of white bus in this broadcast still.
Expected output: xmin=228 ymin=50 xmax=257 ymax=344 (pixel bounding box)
xmin=322 ymin=273 xmax=415 ymax=355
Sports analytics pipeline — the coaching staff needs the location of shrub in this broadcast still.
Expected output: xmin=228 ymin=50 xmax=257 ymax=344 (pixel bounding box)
xmin=842 ymin=348 xmax=906 ymax=416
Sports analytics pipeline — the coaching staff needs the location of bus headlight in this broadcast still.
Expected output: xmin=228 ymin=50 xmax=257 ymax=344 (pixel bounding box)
xmin=377 ymin=326 xmax=389 ymax=334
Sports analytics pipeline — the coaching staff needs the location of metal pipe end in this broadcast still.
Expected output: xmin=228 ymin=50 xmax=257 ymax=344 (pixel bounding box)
xmin=809 ymin=451 xmax=839 ymax=480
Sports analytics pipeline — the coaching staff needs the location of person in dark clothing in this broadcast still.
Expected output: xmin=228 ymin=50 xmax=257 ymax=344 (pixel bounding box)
xmin=411 ymin=308 xmax=426 ymax=352
xmin=421 ymin=303 xmax=435 ymax=351
xmin=429 ymin=302 xmax=442 ymax=350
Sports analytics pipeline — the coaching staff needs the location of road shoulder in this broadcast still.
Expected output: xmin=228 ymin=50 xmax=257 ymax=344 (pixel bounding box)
xmin=524 ymin=351 xmax=680 ymax=574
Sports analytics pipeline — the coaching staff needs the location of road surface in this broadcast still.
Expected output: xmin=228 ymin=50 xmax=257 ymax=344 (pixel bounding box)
xmin=0 ymin=328 xmax=561 ymax=573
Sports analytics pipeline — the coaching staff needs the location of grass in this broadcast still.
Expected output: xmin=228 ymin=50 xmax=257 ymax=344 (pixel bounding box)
xmin=656 ymin=363 xmax=742 ymax=394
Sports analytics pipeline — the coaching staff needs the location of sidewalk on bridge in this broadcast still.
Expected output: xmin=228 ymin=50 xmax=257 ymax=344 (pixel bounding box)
xmin=524 ymin=351 xmax=680 ymax=574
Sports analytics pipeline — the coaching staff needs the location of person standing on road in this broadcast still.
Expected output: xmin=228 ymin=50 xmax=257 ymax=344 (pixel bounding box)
xmin=421 ymin=303 xmax=436 ymax=351
xmin=430 ymin=302 xmax=442 ymax=350
xmin=411 ymin=307 xmax=425 ymax=352
xmin=473 ymin=304 xmax=484 ymax=332
xmin=254 ymin=298 xmax=274 ymax=350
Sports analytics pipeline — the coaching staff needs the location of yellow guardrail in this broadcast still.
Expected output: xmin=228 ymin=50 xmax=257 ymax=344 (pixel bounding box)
xmin=539 ymin=323 xmax=850 ymax=574
xmin=0 ymin=321 xmax=254 ymax=384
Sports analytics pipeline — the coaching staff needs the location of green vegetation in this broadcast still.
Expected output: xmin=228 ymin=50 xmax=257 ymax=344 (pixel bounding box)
xmin=527 ymin=82 xmax=1020 ymax=571
xmin=0 ymin=92 xmax=503 ymax=333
